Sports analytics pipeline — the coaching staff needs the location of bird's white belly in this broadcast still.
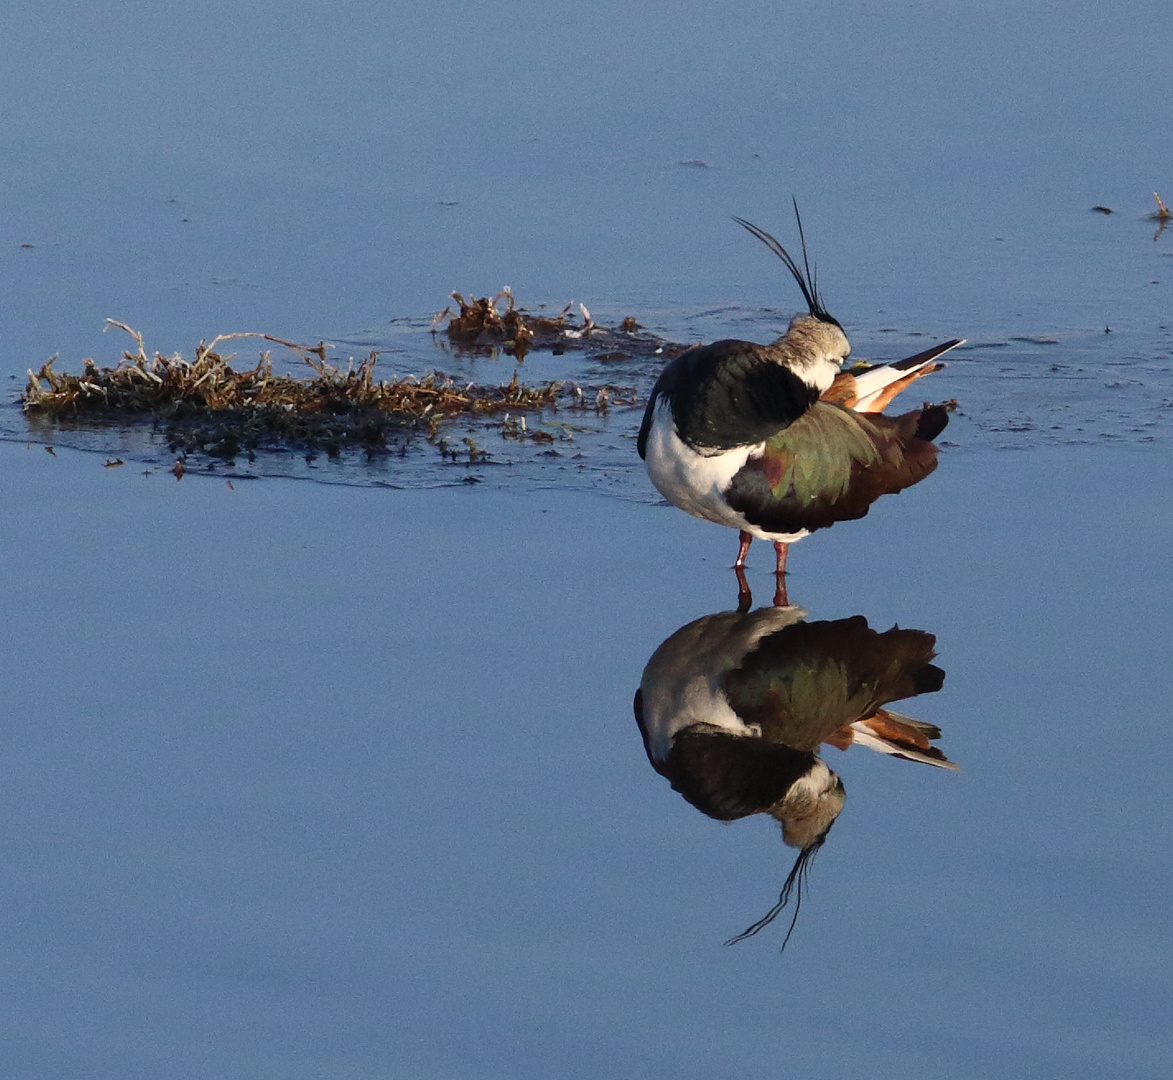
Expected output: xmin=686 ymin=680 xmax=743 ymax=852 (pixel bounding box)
xmin=644 ymin=402 xmax=808 ymax=543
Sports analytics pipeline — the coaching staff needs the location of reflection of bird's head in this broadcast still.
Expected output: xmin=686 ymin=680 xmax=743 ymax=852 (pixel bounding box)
xmin=723 ymin=758 xmax=845 ymax=951
xmin=767 ymin=758 xmax=846 ymax=849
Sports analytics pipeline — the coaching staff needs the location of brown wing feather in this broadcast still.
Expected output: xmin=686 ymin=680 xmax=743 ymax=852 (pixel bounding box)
xmin=822 ymin=372 xmax=859 ymax=407
xmin=724 ymin=401 xmax=947 ymax=535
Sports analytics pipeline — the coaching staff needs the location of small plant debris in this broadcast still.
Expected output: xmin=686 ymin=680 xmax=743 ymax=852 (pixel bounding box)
xmin=1149 ymin=193 xmax=1170 ymax=241
xmin=440 ymin=289 xmax=592 ymax=357
xmin=436 ymin=290 xmax=666 ymax=360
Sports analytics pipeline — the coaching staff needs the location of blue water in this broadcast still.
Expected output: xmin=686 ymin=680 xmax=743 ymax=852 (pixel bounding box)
xmin=5 ymin=0 xmax=1172 ymax=474
xmin=3 ymin=0 xmax=1170 ymax=364
xmin=2 ymin=442 xmax=1170 ymax=1079
xmin=2 ymin=1 xmax=1172 ymax=1076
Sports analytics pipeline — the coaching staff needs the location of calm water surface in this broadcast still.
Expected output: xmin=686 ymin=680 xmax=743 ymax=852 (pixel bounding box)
xmin=2 ymin=443 xmax=1170 ymax=1079
xmin=2 ymin=0 xmax=1171 ymax=1076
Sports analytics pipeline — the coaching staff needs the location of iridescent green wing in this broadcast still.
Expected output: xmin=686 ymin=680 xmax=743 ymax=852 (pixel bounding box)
xmin=760 ymin=402 xmax=883 ymax=505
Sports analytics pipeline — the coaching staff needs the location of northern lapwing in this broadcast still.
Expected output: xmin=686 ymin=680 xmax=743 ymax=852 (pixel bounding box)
xmin=638 ymin=205 xmax=962 ymax=592
xmin=634 ymin=604 xmax=954 ymax=948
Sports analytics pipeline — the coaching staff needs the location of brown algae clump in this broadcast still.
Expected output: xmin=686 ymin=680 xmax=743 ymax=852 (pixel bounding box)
xmin=439 ymin=288 xmax=582 ymax=355
xmin=23 ymin=321 xmax=565 ymax=461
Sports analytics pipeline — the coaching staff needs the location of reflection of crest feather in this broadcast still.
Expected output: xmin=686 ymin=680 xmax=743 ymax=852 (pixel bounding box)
xmin=724 ymin=834 xmax=828 ymax=950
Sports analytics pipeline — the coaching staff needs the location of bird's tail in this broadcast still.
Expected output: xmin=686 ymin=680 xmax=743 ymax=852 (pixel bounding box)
xmin=835 ymin=339 xmax=964 ymax=412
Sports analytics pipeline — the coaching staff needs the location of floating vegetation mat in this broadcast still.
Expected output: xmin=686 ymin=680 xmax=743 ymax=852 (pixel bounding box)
xmin=23 ymin=322 xmax=570 ymax=456
xmin=16 ymin=301 xmax=682 ymax=485
xmin=439 ymin=287 xmax=648 ymax=357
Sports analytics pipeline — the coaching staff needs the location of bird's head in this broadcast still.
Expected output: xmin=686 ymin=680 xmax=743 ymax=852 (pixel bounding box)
xmin=734 ymin=204 xmax=850 ymax=392
xmin=780 ymin=313 xmax=851 ymax=392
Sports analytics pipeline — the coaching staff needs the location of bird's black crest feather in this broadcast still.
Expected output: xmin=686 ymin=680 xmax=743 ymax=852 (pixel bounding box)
xmin=734 ymin=199 xmax=839 ymax=327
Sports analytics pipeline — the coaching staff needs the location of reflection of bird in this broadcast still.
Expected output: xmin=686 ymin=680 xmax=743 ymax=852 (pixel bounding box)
xmin=637 ymin=206 xmax=961 ymax=586
xmin=634 ymin=605 xmax=953 ymax=948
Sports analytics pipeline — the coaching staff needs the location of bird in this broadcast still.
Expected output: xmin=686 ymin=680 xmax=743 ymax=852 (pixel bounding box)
xmin=637 ymin=204 xmax=962 ymax=593
xmin=633 ymin=603 xmax=954 ymax=948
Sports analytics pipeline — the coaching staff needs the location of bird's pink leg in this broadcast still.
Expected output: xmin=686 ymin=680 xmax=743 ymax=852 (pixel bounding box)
xmin=734 ymin=531 xmax=753 ymax=569
xmin=773 ymin=541 xmax=789 ymax=576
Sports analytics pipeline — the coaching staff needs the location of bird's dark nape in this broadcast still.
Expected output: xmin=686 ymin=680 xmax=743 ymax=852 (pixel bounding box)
xmin=733 ymin=199 xmax=839 ymax=327
xmin=723 ymin=831 xmax=827 ymax=951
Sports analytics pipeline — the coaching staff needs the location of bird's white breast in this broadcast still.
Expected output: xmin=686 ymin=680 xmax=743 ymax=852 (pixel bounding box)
xmin=644 ymin=399 xmax=759 ymax=529
xmin=643 ymin=399 xmax=807 ymax=543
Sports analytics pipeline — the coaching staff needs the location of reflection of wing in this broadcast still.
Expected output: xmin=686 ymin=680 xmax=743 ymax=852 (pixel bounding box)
xmin=724 ymin=616 xmax=944 ymax=751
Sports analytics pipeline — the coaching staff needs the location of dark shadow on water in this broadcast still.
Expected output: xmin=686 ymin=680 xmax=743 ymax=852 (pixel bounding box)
xmin=634 ymin=588 xmax=956 ymax=950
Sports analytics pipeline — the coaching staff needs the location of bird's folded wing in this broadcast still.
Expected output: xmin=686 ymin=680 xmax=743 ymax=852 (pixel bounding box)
xmin=654 ymin=340 xmax=821 ymax=451
xmin=724 ymin=401 xmax=946 ymax=533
